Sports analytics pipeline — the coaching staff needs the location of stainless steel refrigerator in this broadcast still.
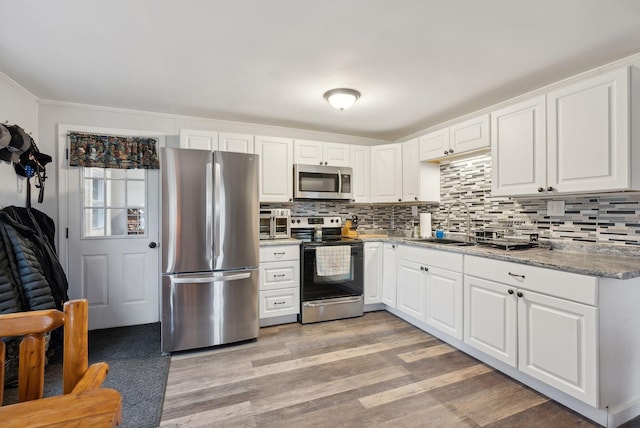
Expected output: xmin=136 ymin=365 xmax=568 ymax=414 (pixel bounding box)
xmin=160 ymin=148 xmax=259 ymax=353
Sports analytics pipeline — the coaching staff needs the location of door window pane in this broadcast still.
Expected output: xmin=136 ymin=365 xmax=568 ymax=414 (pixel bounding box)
xmin=81 ymin=168 xmax=147 ymax=238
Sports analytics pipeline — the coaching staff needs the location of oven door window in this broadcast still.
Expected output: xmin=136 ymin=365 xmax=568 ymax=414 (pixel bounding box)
xmin=302 ymin=245 xmax=363 ymax=301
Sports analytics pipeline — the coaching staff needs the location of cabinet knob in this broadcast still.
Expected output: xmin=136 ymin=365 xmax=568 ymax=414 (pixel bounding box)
xmin=420 ymin=266 xmax=424 ymax=271
xmin=414 ymin=197 xmax=418 ymax=201
xmin=319 ymin=161 xmax=323 ymax=165
xmin=325 ymin=161 xmax=328 ymax=165
xmin=517 ymin=291 xmax=524 ymax=298
xmin=449 ymin=149 xmax=454 ymax=154
xmin=424 ymin=266 xmax=429 ymax=272
xmin=537 ymin=187 xmax=544 ymax=192
xmin=148 ymin=242 xmax=157 ymax=249
xmin=547 ymin=186 xmax=554 ymax=192
xmin=508 ymin=289 xmax=514 ymax=295
xmin=289 ymin=198 xmax=293 ymax=202
xmin=444 ymin=150 xmax=449 ymax=155
xmin=391 ymin=245 xmax=395 ymax=249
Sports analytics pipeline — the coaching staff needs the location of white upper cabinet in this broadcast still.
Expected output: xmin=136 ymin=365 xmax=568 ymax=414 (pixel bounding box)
xmin=371 ymin=143 xmax=403 ymax=203
xmin=419 ymin=114 xmax=490 ymax=161
xmin=491 ymin=95 xmax=547 ymax=196
xmin=492 ymin=67 xmax=639 ymax=196
xmin=402 ymin=139 xmax=421 ymax=202
xmin=547 ymin=67 xmax=632 ymax=194
xmin=255 ymin=136 xmax=294 ymax=202
xmin=179 ymin=129 xmax=219 ymax=150
xmin=402 ymin=139 xmax=441 ymax=203
xmin=294 ymin=139 xmax=350 ymax=167
xmin=351 ymin=145 xmax=371 ymax=203
xmin=219 ymin=132 xmax=254 ymax=153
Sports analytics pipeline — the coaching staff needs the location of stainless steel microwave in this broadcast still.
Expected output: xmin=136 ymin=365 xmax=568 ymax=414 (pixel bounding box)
xmin=293 ymin=164 xmax=353 ymax=200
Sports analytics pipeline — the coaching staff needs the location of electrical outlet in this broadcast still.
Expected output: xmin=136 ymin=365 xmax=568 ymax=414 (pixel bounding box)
xmin=547 ymin=200 xmax=565 ymax=216
xmin=411 ymin=205 xmax=418 ymax=216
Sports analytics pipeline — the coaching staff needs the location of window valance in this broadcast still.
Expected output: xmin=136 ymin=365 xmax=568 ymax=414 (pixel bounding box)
xmin=68 ymin=132 xmax=159 ymax=169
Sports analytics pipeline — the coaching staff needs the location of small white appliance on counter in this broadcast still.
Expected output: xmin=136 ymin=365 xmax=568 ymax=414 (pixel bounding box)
xmin=259 ymin=209 xmax=291 ymax=240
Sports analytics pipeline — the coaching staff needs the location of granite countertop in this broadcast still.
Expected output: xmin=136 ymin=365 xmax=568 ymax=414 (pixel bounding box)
xmin=358 ymin=236 xmax=640 ymax=280
xmin=259 ymin=238 xmax=301 ymax=246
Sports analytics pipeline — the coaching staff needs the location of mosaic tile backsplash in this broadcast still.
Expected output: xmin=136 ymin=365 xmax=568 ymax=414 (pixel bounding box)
xmin=263 ymin=155 xmax=640 ymax=250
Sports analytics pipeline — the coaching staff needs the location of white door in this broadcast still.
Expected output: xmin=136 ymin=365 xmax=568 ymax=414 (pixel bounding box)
xmin=517 ymin=289 xmax=598 ymax=406
xmin=219 ymin=132 xmax=254 ymax=153
xmin=419 ymin=128 xmax=449 ymax=161
xmin=293 ymin=139 xmax=324 ymax=165
xmin=350 ymin=145 xmax=370 ymax=203
xmin=425 ymin=266 xmax=463 ymax=340
xmin=402 ymin=138 xmax=420 ymax=202
xmin=61 ymin=126 xmax=161 ymax=330
xmin=179 ymin=129 xmax=219 ymax=150
xmin=255 ymin=136 xmax=294 ymax=202
xmin=491 ymin=95 xmax=547 ymax=196
xmin=463 ymin=275 xmax=517 ymax=367
xmin=382 ymin=243 xmax=397 ymax=308
xmin=547 ymin=67 xmax=629 ymax=194
xmin=396 ymin=258 xmax=426 ymax=322
xmin=323 ymin=142 xmax=351 ymax=167
xmin=371 ymin=143 xmax=402 ymax=203
xmin=449 ymin=113 xmax=490 ymax=155
xmin=363 ymin=242 xmax=383 ymax=305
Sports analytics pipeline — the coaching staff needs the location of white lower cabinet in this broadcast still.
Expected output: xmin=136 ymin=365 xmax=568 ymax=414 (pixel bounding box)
xmin=364 ymin=242 xmax=383 ymax=305
xmin=259 ymin=244 xmax=300 ymax=322
xmin=396 ymin=245 xmax=463 ymax=337
xmin=464 ymin=255 xmax=598 ymax=407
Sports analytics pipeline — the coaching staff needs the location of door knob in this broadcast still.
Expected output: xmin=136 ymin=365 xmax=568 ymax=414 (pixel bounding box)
xmin=149 ymin=242 xmax=158 ymax=248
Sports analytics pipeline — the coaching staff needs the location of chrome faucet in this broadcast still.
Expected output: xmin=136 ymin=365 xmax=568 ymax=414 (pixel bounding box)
xmin=445 ymin=200 xmax=472 ymax=242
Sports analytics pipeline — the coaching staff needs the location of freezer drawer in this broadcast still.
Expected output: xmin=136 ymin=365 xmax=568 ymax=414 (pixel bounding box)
xmin=161 ymin=270 xmax=259 ymax=352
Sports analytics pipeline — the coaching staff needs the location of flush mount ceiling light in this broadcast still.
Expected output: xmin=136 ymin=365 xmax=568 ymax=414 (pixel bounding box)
xmin=323 ymin=88 xmax=361 ymax=111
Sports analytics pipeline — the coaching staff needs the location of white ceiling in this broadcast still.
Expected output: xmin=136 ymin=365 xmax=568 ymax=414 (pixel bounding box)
xmin=1 ymin=0 xmax=640 ymax=141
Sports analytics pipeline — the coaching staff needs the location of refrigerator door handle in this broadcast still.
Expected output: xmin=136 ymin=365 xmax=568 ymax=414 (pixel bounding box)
xmin=169 ymin=272 xmax=251 ymax=284
xmin=205 ymin=161 xmax=213 ymax=262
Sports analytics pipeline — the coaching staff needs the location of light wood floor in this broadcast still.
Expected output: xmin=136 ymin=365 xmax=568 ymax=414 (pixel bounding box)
xmin=159 ymin=311 xmax=600 ymax=427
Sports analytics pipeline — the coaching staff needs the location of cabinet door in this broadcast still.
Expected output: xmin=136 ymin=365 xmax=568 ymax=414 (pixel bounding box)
xmin=517 ymin=290 xmax=598 ymax=406
xmin=419 ymin=128 xmax=449 ymax=161
xmin=426 ymin=267 xmax=463 ymax=340
xmin=382 ymin=243 xmax=397 ymax=308
xmin=323 ymin=142 xmax=351 ymax=167
xmin=364 ymin=242 xmax=383 ymax=305
xmin=255 ymin=136 xmax=294 ymax=202
xmin=464 ymin=275 xmax=517 ymax=367
xmin=396 ymin=258 xmax=427 ymax=322
xmin=547 ymin=67 xmax=629 ymax=193
xmin=293 ymin=139 xmax=323 ymax=165
xmin=351 ymin=145 xmax=370 ymax=203
xmin=450 ymin=114 xmax=490 ymax=155
xmin=491 ymin=95 xmax=546 ymax=196
xmin=179 ymin=129 xmax=219 ymax=150
xmin=402 ymin=139 xmax=420 ymax=202
xmin=219 ymin=132 xmax=254 ymax=153
xmin=371 ymin=143 xmax=403 ymax=203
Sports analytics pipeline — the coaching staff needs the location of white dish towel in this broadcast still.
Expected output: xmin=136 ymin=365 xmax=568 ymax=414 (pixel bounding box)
xmin=315 ymin=246 xmax=351 ymax=276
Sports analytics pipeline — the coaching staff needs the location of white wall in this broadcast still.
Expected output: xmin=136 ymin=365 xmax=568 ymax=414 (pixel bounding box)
xmin=0 ymin=71 xmax=38 ymax=210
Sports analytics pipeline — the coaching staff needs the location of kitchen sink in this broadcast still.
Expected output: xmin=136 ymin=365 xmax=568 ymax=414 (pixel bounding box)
xmin=406 ymin=238 xmax=476 ymax=247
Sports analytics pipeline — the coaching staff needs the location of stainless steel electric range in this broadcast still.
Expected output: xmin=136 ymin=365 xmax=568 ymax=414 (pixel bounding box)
xmin=290 ymin=216 xmax=364 ymax=324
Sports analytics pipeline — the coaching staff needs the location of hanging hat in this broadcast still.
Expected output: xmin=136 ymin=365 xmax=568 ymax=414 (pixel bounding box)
xmin=0 ymin=124 xmax=10 ymax=148
xmin=5 ymin=124 xmax=31 ymax=153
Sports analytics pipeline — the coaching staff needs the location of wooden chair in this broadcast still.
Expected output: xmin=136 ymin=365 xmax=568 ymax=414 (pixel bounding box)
xmin=0 ymin=299 xmax=122 ymax=427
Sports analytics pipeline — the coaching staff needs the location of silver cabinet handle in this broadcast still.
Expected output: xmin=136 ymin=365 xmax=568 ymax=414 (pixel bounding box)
xmin=508 ymin=272 xmax=525 ymax=279
xmin=303 ymin=296 xmax=362 ymax=307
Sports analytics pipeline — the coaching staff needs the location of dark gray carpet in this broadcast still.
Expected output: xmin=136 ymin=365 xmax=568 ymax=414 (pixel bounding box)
xmin=3 ymin=322 xmax=169 ymax=428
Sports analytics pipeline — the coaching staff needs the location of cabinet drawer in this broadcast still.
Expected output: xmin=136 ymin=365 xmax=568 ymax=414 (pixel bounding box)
xmin=398 ymin=245 xmax=463 ymax=272
xmin=464 ymin=255 xmax=597 ymax=305
xmin=260 ymin=287 xmax=300 ymax=318
xmin=260 ymin=260 xmax=300 ymax=291
xmin=259 ymin=245 xmax=300 ymax=262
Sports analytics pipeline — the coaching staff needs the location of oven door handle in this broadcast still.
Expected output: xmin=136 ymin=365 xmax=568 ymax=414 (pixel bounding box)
xmin=303 ymin=296 xmax=363 ymax=307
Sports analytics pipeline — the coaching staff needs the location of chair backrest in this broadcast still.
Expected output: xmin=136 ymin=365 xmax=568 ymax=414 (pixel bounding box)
xmin=0 ymin=299 xmax=90 ymax=404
